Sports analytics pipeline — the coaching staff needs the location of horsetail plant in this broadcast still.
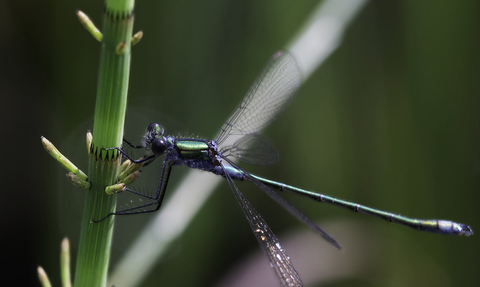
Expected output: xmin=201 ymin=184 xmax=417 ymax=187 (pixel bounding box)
xmin=39 ymin=0 xmax=143 ymax=286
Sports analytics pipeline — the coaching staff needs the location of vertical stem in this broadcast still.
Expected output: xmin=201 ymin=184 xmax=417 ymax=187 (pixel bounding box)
xmin=74 ymin=1 xmax=135 ymax=286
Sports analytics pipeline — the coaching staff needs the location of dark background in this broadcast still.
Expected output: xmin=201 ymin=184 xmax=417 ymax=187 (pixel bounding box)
xmin=1 ymin=0 xmax=479 ymax=286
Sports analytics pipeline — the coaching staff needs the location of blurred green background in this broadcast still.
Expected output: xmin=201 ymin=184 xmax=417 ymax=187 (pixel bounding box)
xmin=1 ymin=0 xmax=478 ymax=286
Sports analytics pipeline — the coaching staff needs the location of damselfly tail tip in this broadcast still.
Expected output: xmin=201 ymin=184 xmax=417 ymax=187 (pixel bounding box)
xmin=446 ymin=221 xmax=474 ymax=236
xmin=460 ymin=224 xmax=473 ymax=236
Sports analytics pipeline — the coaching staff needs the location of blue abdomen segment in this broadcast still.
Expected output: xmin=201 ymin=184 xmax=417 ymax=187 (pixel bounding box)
xmin=210 ymin=165 xmax=245 ymax=181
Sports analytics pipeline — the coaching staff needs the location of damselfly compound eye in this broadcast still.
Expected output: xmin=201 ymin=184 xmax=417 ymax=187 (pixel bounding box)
xmin=148 ymin=123 xmax=164 ymax=136
xmin=151 ymin=137 xmax=167 ymax=155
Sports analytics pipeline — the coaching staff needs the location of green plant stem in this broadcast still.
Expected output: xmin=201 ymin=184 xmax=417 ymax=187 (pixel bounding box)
xmin=74 ymin=1 xmax=135 ymax=286
xmin=61 ymin=238 xmax=72 ymax=287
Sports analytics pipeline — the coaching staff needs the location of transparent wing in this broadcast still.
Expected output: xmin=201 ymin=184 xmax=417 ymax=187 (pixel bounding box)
xmin=220 ymin=134 xmax=278 ymax=165
xmin=215 ymin=51 xmax=301 ymax=146
xmin=222 ymin=156 xmax=342 ymax=250
xmin=221 ymin=164 xmax=304 ymax=287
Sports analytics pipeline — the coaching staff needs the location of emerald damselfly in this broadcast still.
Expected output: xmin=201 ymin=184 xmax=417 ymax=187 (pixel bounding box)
xmin=98 ymin=51 xmax=473 ymax=287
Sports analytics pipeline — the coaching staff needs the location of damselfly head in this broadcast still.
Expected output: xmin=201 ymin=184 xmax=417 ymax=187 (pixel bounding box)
xmin=144 ymin=123 xmax=168 ymax=155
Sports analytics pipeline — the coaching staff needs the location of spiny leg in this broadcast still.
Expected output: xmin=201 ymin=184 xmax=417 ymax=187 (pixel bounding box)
xmin=104 ymin=146 xmax=157 ymax=164
xmin=94 ymin=159 xmax=175 ymax=222
xmin=123 ymin=138 xmax=145 ymax=149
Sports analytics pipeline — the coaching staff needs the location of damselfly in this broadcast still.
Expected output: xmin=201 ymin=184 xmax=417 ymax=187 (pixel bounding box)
xmin=98 ymin=51 xmax=473 ymax=287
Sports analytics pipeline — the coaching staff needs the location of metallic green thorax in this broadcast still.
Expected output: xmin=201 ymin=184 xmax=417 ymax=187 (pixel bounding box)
xmin=176 ymin=140 xmax=210 ymax=160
